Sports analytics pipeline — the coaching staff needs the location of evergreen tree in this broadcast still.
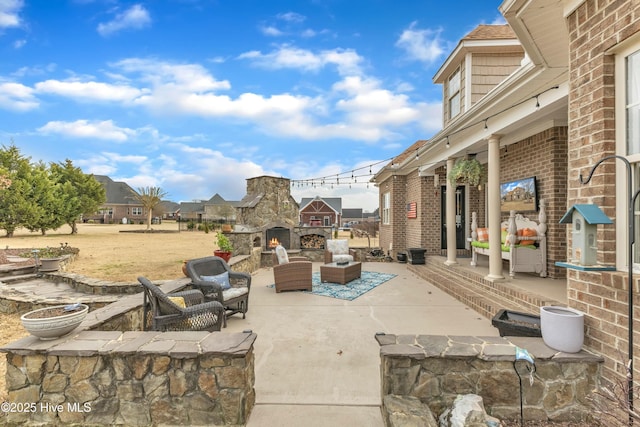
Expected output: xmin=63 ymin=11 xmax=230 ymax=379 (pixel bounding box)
xmin=0 ymin=145 xmax=41 ymax=236
xmin=50 ymin=160 xmax=106 ymax=234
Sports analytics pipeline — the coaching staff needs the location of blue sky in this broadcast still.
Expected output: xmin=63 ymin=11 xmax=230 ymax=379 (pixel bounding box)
xmin=0 ymin=0 xmax=505 ymax=212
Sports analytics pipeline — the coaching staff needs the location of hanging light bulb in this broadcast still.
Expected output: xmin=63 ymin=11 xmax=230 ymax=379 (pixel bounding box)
xmin=535 ymin=95 xmax=540 ymax=109
xmin=445 ymin=136 xmax=450 ymax=148
xmin=484 ymin=119 xmax=488 ymax=131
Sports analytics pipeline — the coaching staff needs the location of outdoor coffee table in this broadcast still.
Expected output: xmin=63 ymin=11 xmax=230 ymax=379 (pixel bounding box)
xmin=320 ymin=261 xmax=362 ymax=285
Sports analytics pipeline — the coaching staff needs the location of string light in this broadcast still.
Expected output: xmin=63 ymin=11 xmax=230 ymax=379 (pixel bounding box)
xmin=289 ymin=85 xmax=560 ymax=190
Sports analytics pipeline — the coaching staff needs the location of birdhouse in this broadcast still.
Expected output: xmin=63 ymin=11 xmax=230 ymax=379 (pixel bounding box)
xmin=559 ymin=204 xmax=612 ymax=266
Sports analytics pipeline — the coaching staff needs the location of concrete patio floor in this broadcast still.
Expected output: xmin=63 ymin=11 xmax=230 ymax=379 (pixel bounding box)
xmin=223 ymin=261 xmax=501 ymax=426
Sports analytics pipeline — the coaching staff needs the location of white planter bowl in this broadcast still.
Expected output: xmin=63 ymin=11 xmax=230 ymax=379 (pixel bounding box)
xmin=540 ymin=306 xmax=585 ymax=353
xmin=21 ymin=304 xmax=88 ymax=340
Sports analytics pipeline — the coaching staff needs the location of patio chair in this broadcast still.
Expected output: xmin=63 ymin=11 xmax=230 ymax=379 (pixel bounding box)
xmin=185 ymin=256 xmax=251 ymax=327
xmin=324 ymin=239 xmax=357 ymax=264
xmin=272 ymin=245 xmax=312 ymax=293
xmin=138 ymin=276 xmax=225 ymax=332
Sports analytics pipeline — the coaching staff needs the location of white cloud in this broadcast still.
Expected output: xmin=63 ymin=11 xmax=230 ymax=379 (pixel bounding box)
xmin=13 ymin=38 xmax=25 ymax=48
xmin=97 ymin=4 xmax=151 ymax=37
xmin=396 ymin=21 xmax=445 ymax=64
xmin=0 ymin=0 xmax=22 ymax=29
xmin=113 ymin=58 xmax=231 ymax=92
xmin=35 ymin=79 xmax=145 ymax=102
xmin=277 ymin=12 xmax=305 ymax=23
xmin=37 ymin=120 xmax=137 ymax=142
xmin=238 ymin=45 xmax=363 ymax=76
xmin=0 ymin=81 xmax=38 ymax=111
xmin=259 ymin=25 xmax=284 ymax=37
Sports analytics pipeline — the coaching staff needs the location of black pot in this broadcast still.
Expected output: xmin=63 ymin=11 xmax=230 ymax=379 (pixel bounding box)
xmin=397 ymin=253 xmax=407 ymax=263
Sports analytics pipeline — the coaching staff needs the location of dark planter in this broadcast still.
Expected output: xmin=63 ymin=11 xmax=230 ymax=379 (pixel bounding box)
xmin=397 ymin=253 xmax=407 ymax=263
xmin=491 ymin=309 xmax=542 ymax=337
xmin=407 ymin=248 xmax=426 ymax=265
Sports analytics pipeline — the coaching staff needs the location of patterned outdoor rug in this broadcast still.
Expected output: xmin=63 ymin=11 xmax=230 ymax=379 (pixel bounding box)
xmin=268 ymin=271 xmax=396 ymax=301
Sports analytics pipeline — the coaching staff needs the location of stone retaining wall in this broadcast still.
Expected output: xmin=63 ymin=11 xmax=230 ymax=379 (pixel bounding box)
xmin=377 ymin=334 xmax=603 ymax=424
xmin=2 ymin=331 xmax=256 ymax=426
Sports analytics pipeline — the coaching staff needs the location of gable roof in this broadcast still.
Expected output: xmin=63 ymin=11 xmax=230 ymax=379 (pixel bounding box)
xmin=93 ymin=175 xmax=140 ymax=205
xmin=462 ymin=24 xmax=516 ymax=41
xmin=299 ymin=196 xmax=342 ymax=214
xmin=433 ymin=24 xmax=523 ymax=84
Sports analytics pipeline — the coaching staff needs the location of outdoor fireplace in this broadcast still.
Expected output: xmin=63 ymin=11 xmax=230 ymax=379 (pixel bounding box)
xmin=266 ymin=227 xmax=291 ymax=250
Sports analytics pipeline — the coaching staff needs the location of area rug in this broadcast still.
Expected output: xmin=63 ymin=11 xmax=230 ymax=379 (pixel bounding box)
xmin=268 ymin=271 xmax=396 ymax=301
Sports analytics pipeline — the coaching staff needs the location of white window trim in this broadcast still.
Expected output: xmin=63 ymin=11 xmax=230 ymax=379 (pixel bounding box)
xmin=382 ymin=192 xmax=391 ymax=225
xmin=448 ymin=67 xmax=461 ymax=120
xmin=613 ymin=32 xmax=640 ymax=271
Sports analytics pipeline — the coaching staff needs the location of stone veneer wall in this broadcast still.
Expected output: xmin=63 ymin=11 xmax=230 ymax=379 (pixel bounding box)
xmin=566 ymin=0 xmax=640 ymax=388
xmin=2 ymin=331 xmax=256 ymax=426
xmin=0 ymin=254 xmax=261 ymax=426
xmin=377 ymin=334 xmax=602 ymax=423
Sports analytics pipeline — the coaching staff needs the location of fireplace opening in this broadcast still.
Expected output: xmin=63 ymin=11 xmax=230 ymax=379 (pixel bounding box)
xmin=266 ymin=227 xmax=290 ymax=250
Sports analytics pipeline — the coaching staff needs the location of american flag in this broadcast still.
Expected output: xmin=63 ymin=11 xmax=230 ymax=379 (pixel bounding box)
xmin=407 ymin=202 xmax=417 ymax=219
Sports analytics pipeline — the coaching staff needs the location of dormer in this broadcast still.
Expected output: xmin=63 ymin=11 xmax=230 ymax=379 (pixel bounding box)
xmin=433 ymin=25 xmax=524 ymax=127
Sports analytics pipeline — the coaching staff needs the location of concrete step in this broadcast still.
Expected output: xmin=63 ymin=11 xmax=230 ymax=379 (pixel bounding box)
xmin=408 ymin=258 xmax=561 ymax=320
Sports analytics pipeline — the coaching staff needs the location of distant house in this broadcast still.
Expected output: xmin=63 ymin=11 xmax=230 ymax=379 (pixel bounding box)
xmin=299 ymin=196 xmax=342 ymax=227
xmin=85 ymin=175 xmax=146 ymax=224
xmin=179 ymin=193 xmax=238 ymax=223
xmin=157 ymin=201 xmax=180 ymax=219
xmin=341 ymin=208 xmax=362 ymax=226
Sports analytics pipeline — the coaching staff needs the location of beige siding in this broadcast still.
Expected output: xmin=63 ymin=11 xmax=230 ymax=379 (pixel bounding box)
xmin=471 ymin=53 xmax=523 ymax=104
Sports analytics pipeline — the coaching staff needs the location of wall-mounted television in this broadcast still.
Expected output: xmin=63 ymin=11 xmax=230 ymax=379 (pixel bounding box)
xmin=500 ymin=176 xmax=538 ymax=213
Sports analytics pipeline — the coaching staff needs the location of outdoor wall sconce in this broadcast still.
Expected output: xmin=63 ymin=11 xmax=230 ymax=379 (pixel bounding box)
xmin=556 ymin=204 xmax=614 ymax=270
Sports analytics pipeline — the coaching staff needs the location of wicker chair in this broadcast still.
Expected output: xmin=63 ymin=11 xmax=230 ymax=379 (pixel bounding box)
xmin=272 ymin=245 xmax=313 ymax=293
xmin=138 ymin=276 xmax=225 ymax=332
xmin=185 ymin=256 xmax=251 ymax=327
xmin=324 ymin=239 xmax=357 ymax=264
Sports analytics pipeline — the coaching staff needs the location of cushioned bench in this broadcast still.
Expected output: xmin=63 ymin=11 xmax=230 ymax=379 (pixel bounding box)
xmin=470 ymin=199 xmax=547 ymax=278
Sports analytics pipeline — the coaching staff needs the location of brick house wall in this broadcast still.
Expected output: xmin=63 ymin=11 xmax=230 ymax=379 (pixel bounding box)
xmin=379 ymin=175 xmax=407 ymax=256
xmin=497 ymin=127 xmax=568 ymax=279
xmin=405 ymin=170 xmax=428 ymax=251
xmin=566 ymin=0 xmax=640 ymax=387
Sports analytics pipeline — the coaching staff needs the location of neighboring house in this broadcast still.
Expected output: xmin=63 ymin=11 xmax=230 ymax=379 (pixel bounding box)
xmin=299 ymin=196 xmax=342 ymax=227
xmin=341 ymin=208 xmax=362 ymax=226
xmin=86 ymin=175 xmax=146 ymax=224
xmin=178 ymin=193 xmax=238 ymax=223
xmin=373 ymin=0 xmax=639 ymax=392
xmin=157 ymin=201 xmax=180 ymax=219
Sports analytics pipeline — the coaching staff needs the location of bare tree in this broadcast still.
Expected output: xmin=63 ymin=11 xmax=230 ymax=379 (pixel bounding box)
xmin=133 ymin=187 xmax=168 ymax=230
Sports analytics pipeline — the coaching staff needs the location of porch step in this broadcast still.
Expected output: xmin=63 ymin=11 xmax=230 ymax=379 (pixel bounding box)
xmin=409 ymin=258 xmax=562 ymax=320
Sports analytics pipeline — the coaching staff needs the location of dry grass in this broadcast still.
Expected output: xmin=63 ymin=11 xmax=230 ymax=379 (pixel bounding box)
xmin=0 ymin=224 xmax=375 ymax=403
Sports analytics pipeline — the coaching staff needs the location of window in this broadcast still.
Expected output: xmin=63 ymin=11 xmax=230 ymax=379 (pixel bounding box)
xmin=448 ymin=68 xmax=461 ymax=120
xmin=132 ymin=207 xmax=143 ymax=216
xmin=98 ymin=207 xmax=113 ymax=215
xmin=382 ymin=192 xmax=390 ymax=225
xmin=614 ymin=35 xmax=640 ymax=270
xmin=627 ymin=50 xmax=640 ymax=155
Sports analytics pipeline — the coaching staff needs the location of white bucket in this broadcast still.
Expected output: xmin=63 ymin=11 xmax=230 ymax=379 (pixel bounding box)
xmin=540 ymin=306 xmax=585 ymax=353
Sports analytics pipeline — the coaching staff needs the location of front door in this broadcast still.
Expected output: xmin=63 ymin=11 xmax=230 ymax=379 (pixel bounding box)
xmin=441 ymin=185 xmax=466 ymax=249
